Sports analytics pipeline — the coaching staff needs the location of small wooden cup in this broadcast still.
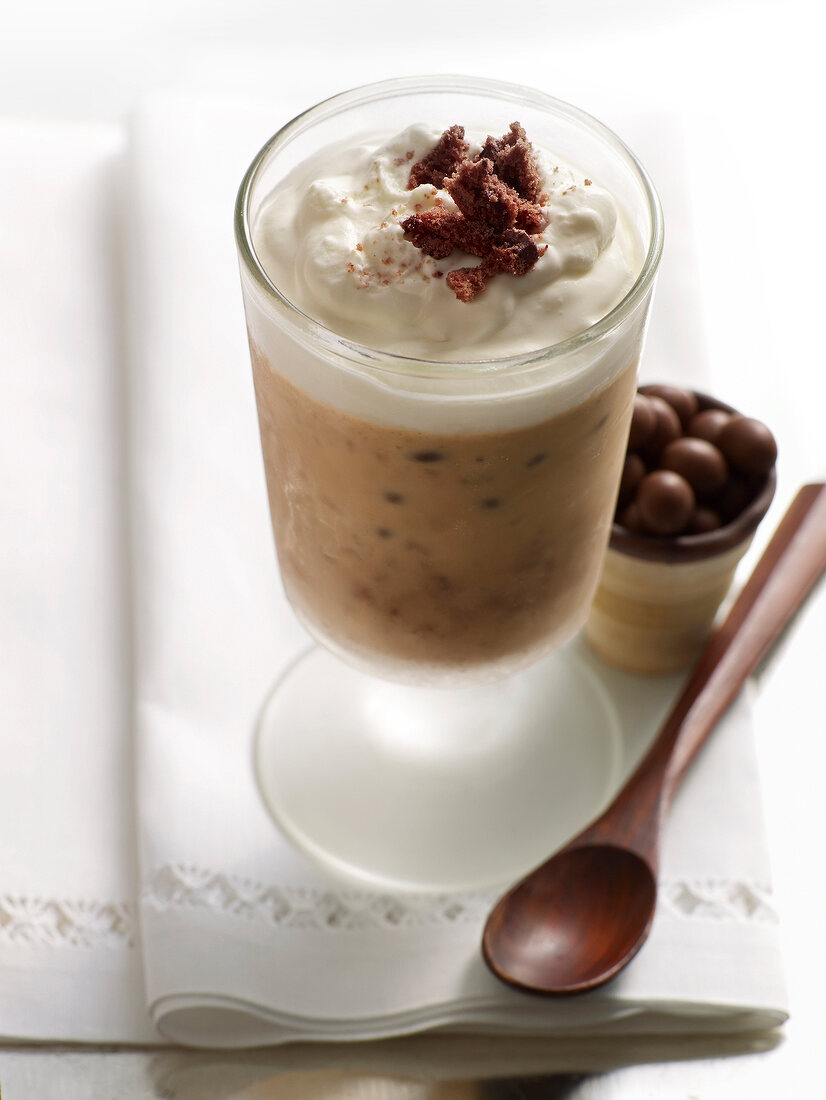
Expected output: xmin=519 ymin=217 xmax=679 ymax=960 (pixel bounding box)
xmin=585 ymin=394 xmax=776 ymax=676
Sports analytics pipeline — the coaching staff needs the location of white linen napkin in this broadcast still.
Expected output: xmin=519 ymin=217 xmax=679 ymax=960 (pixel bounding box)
xmin=0 ymin=119 xmax=157 ymax=1042
xmin=127 ymin=92 xmax=788 ymax=1047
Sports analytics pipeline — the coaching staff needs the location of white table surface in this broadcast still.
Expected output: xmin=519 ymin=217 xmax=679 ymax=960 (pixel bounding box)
xmin=2 ymin=0 xmax=824 ymax=1095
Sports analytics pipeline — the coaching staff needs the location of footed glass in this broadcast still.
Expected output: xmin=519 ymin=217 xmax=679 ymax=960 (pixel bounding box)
xmin=235 ymin=76 xmax=662 ymax=891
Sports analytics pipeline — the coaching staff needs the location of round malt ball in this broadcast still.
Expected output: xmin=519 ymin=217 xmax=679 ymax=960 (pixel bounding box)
xmin=618 ymin=500 xmax=646 ymax=534
xmin=714 ymin=474 xmax=755 ymax=523
xmin=718 ymin=415 xmax=778 ymax=477
xmin=618 ymin=452 xmax=647 ymax=508
xmin=661 ymin=437 xmax=728 ymax=497
xmin=686 ymin=407 xmax=731 ymax=446
xmin=641 ymin=396 xmax=683 ymax=463
xmin=640 ymin=384 xmax=699 ymax=428
xmin=636 ymin=470 xmax=696 ymax=536
xmin=628 ymin=393 xmax=657 ymax=451
xmin=687 ymin=506 xmax=723 ymax=535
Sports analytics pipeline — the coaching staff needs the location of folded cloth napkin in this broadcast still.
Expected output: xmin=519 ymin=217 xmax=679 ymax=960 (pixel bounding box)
xmin=128 ymin=93 xmax=787 ymax=1047
xmin=0 ymin=119 xmax=157 ymax=1042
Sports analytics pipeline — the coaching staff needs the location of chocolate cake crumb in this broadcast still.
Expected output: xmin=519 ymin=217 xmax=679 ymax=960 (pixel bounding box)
xmin=400 ymin=206 xmax=496 ymax=262
xmin=475 ymin=122 xmax=544 ymax=204
xmin=407 ymin=125 xmax=469 ymax=189
xmin=400 ymin=122 xmax=548 ymax=301
xmin=489 ymin=229 xmax=544 ymax=277
xmin=445 ymin=264 xmax=494 ymax=303
xmin=447 ymin=158 xmax=521 ymax=231
xmin=400 ymin=208 xmax=463 ymax=259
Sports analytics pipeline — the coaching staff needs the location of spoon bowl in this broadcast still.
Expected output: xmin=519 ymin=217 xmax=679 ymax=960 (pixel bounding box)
xmin=483 ymin=845 xmax=656 ymax=993
xmin=482 ymin=483 xmax=826 ymax=995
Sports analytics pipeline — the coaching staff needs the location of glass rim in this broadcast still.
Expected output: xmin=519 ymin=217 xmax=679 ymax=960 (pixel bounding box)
xmin=234 ymin=74 xmax=664 ymax=376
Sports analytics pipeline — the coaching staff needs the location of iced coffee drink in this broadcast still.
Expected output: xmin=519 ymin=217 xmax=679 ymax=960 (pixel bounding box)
xmin=237 ymin=79 xmax=662 ymax=686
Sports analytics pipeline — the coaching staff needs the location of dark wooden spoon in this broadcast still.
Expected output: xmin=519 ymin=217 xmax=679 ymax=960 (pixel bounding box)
xmin=483 ymin=482 xmax=826 ymax=995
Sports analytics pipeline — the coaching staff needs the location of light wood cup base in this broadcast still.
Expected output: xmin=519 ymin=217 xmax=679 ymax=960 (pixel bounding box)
xmin=585 ymin=539 xmax=752 ymax=675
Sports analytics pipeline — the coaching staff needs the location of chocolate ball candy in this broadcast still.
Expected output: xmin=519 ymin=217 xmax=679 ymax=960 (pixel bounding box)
xmin=640 ymin=384 xmax=699 ymax=428
xmin=641 ymin=396 xmax=683 ymax=462
xmin=687 ymin=506 xmax=723 ymax=535
xmin=713 ymin=473 xmax=755 ymax=523
xmin=718 ymin=415 xmax=778 ymax=477
xmin=617 ymin=500 xmax=646 ymax=534
xmin=661 ymin=437 xmax=728 ymax=497
xmin=618 ymin=452 xmax=646 ymax=508
xmin=686 ymin=407 xmax=731 ymax=446
xmin=636 ymin=470 xmax=696 ymax=536
xmin=628 ymin=394 xmax=657 ymax=451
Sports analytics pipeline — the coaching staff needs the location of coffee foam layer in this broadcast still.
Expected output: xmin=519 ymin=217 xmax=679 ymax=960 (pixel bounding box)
xmin=242 ymin=282 xmax=642 ymax=433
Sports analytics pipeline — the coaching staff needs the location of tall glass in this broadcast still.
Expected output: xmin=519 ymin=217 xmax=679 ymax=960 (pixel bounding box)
xmin=236 ymin=76 xmax=663 ymax=891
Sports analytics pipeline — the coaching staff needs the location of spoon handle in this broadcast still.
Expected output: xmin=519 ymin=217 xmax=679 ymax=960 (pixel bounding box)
xmin=591 ymin=482 xmax=826 ymax=860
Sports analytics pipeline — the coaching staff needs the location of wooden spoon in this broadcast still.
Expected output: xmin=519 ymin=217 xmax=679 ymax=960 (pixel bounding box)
xmin=482 ymin=482 xmax=826 ymax=995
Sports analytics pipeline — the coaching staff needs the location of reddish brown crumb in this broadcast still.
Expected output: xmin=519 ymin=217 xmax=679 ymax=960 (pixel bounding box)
xmin=489 ymin=229 xmax=545 ymax=276
xmin=475 ymin=122 xmax=544 ymax=204
xmin=400 ymin=122 xmax=548 ymax=301
xmin=401 ymin=208 xmax=461 ymax=258
xmin=446 ymin=158 xmax=545 ymax=234
xmin=445 ymin=264 xmax=494 ymax=303
xmin=513 ymin=201 xmax=546 ymax=234
xmin=401 ymin=207 xmax=494 ymax=260
xmin=447 ymin=158 xmax=520 ymax=231
xmin=407 ymin=125 xmax=470 ymax=189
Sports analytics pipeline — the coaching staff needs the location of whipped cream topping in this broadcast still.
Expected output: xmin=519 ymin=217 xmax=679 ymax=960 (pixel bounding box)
xmin=252 ymin=124 xmax=641 ymax=361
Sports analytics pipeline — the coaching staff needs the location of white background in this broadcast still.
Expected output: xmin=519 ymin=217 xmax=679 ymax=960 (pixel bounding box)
xmin=2 ymin=0 xmax=824 ymax=1095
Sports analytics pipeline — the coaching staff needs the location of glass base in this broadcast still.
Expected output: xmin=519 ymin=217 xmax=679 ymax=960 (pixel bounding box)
xmin=254 ymin=642 xmax=622 ymax=892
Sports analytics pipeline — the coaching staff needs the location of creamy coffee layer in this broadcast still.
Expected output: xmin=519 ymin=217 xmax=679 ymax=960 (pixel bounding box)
xmin=251 ymin=341 xmax=637 ymax=682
